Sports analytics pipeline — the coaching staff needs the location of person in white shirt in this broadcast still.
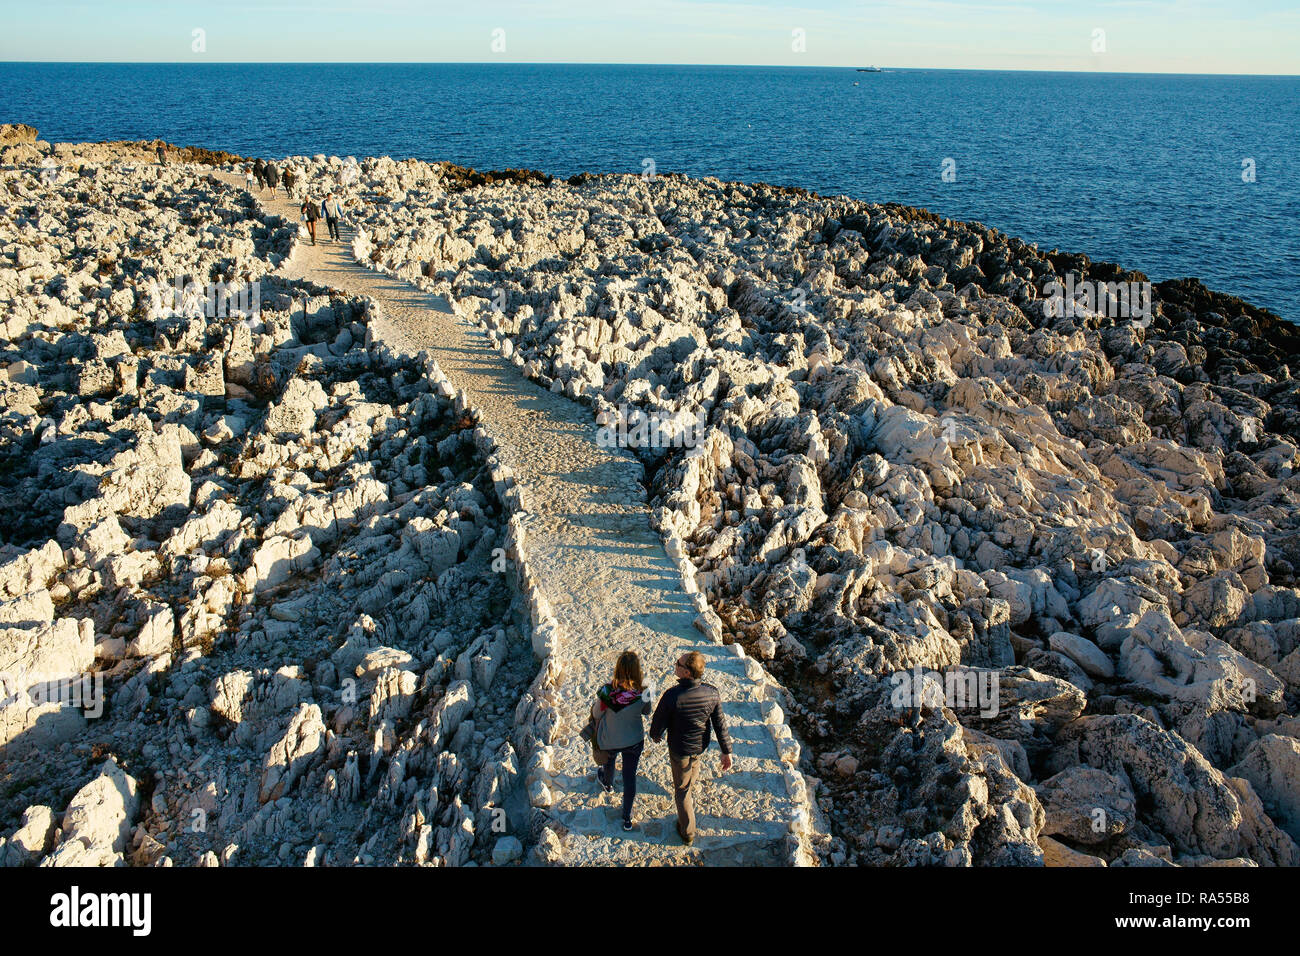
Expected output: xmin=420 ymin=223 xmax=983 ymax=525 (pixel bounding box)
xmin=321 ymin=191 xmax=344 ymax=242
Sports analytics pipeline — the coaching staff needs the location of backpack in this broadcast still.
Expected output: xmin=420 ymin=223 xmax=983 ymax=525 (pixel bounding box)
xmin=580 ymin=713 xmax=610 ymax=766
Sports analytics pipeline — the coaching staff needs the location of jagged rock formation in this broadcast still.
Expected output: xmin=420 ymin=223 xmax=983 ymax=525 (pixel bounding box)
xmin=278 ymin=151 xmax=1299 ymax=866
xmin=3 ymin=137 xmax=1298 ymax=867
xmin=1 ymin=148 xmax=534 ymax=866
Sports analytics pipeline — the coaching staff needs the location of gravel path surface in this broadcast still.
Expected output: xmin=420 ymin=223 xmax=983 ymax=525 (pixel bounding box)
xmin=218 ymin=172 xmax=814 ymax=865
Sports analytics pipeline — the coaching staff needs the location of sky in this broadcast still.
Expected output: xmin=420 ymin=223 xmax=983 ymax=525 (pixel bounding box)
xmin=1 ymin=0 xmax=1297 ymax=75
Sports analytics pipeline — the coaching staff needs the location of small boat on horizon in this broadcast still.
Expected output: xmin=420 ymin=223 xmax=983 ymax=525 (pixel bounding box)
xmin=856 ymin=66 xmax=882 ymax=72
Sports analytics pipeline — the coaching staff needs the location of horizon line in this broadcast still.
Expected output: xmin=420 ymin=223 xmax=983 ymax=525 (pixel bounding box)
xmin=2 ymin=60 xmax=1298 ymax=78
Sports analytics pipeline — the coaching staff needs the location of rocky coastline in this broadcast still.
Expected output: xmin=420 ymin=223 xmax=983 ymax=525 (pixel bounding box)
xmin=2 ymin=127 xmax=1298 ymax=867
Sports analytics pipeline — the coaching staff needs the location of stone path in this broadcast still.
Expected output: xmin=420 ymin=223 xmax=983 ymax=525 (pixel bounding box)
xmin=216 ymin=172 xmax=815 ymax=865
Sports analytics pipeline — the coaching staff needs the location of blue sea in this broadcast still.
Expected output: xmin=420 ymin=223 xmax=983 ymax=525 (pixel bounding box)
xmin=3 ymin=63 xmax=1297 ymax=320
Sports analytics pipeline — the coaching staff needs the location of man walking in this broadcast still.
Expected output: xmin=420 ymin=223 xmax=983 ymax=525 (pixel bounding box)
xmin=321 ymin=191 xmax=343 ymax=241
xmin=649 ymin=650 xmax=732 ymax=846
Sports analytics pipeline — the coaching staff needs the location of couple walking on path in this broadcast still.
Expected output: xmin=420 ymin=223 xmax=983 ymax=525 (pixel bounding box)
xmin=298 ymin=191 xmax=344 ymax=245
xmin=588 ymin=649 xmax=732 ymax=846
xmin=250 ymin=158 xmax=305 ymax=202
xmin=251 ymin=158 xmax=284 ymax=197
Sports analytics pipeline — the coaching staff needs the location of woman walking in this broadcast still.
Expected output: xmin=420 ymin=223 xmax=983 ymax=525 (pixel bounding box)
xmin=592 ymin=650 xmax=653 ymax=832
xmin=300 ymin=195 xmax=320 ymax=245
xmin=263 ymin=162 xmax=279 ymax=196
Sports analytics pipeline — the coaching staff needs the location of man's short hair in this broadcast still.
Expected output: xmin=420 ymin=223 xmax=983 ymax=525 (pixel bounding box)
xmin=682 ymin=651 xmax=705 ymax=680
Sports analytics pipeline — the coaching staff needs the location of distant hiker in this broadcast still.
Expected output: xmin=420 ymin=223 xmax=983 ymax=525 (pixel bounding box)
xmin=650 ymin=650 xmax=732 ymax=846
xmin=300 ymin=195 xmax=320 ymax=244
xmin=155 ymin=145 xmax=166 ymax=165
xmin=321 ymin=191 xmax=343 ymax=241
xmin=590 ymin=650 xmax=653 ymax=832
xmin=263 ymin=163 xmax=279 ymax=195
xmin=282 ymin=168 xmax=296 ymax=199
xmin=253 ymin=158 xmax=266 ymax=188
xmin=244 ymin=164 xmax=256 ymax=191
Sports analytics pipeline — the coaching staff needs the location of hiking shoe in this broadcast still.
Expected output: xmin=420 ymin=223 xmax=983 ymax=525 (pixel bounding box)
xmin=676 ymin=823 xmax=694 ymax=846
xmin=594 ymin=770 xmax=613 ymax=793
xmin=622 ymin=820 xmax=634 ymax=832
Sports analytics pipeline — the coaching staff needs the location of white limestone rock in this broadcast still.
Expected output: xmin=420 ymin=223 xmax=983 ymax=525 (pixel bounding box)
xmin=1231 ymin=734 xmax=1300 ymax=843
xmin=1049 ymin=631 xmax=1115 ymax=679
xmin=259 ymin=703 xmax=327 ymax=803
xmin=42 ymin=759 xmax=140 ymax=867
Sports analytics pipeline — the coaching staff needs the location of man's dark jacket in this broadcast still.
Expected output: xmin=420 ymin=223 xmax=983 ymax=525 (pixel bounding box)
xmin=650 ymin=678 xmax=732 ymax=757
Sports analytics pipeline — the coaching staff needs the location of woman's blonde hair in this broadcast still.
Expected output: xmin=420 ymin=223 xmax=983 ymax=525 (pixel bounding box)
xmin=612 ymin=649 xmax=644 ymax=692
